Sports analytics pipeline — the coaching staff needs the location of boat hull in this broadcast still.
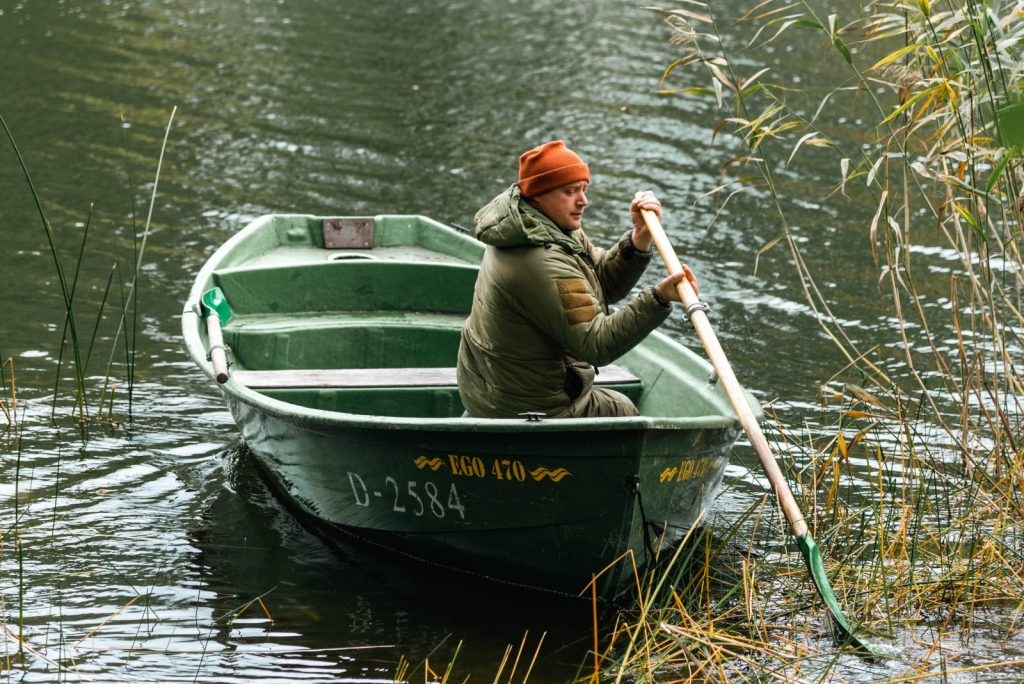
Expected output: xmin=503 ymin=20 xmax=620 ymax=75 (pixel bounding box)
xmin=229 ymin=394 xmax=738 ymax=597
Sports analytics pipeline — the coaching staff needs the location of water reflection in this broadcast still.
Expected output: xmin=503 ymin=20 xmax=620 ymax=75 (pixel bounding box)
xmin=3 ymin=386 xmax=596 ymax=681
xmin=191 ymin=446 xmax=598 ymax=681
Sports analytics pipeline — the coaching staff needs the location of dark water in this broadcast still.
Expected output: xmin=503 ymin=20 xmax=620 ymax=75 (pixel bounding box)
xmin=0 ymin=0 xmax=1010 ymax=681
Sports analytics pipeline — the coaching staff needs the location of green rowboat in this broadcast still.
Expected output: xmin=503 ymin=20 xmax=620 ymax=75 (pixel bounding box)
xmin=182 ymin=214 xmax=761 ymax=598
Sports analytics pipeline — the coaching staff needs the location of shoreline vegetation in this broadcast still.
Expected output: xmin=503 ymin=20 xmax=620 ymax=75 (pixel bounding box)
xmin=4 ymin=1 xmax=1024 ymax=682
xmin=592 ymin=1 xmax=1024 ymax=681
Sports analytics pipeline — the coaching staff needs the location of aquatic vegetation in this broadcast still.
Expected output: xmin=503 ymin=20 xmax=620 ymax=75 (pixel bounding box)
xmin=0 ymin=108 xmax=178 ymax=675
xmin=0 ymin=108 xmax=176 ymax=424
xmin=597 ymin=0 xmax=1024 ymax=680
xmin=394 ymin=632 xmax=547 ymax=684
xmin=0 ymin=357 xmax=14 ymax=428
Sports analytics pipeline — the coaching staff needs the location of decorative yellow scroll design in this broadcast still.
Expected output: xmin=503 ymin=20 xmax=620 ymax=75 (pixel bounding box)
xmin=413 ymin=456 xmax=445 ymax=471
xmin=529 ymin=467 xmax=573 ymax=482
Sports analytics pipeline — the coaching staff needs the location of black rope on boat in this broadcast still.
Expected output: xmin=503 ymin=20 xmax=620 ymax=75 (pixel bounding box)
xmin=628 ymin=475 xmax=666 ymax=563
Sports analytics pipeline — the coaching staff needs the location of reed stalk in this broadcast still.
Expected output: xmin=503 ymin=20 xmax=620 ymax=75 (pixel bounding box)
xmin=98 ymin=106 xmax=177 ymax=420
xmin=0 ymin=107 xmax=176 ymax=427
xmin=0 ymin=112 xmax=88 ymax=421
xmin=0 ymin=357 xmax=15 ymax=427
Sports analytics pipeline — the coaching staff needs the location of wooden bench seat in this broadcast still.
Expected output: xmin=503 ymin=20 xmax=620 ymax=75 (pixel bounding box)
xmin=232 ymin=365 xmax=641 ymax=389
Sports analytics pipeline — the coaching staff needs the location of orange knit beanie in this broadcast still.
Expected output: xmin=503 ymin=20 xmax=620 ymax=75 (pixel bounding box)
xmin=517 ymin=140 xmax=590 ymax=198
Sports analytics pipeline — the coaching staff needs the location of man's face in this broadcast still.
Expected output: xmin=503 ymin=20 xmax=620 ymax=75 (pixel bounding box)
xmin=530 ymin=181 xmax=589 ymax=231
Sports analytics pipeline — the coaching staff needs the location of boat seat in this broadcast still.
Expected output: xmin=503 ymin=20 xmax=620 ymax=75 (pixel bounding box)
xmin=231 ymin=365 xmax=641 ymax=389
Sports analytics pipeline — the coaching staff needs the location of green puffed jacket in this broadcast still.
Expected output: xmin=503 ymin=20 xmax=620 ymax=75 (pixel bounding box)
xmin=456 ymin=184 xmax=671 ymax=418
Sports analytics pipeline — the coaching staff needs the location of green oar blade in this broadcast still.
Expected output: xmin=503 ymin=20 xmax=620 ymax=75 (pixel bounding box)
xmin=200 ymin=287 xmax=233 ymax=325
xmin=795 ymin=533 xmax=875 ymax=655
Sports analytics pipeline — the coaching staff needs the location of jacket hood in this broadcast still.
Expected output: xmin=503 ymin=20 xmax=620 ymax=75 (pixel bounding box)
xmin=473 ymin=184 xmax=581 ymax=252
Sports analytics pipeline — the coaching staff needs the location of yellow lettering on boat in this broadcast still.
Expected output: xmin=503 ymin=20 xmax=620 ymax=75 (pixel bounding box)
xmin=413 ymin=454 xmax=571 ymax=483
xmin=659 ymin=456 xmax=715 ymax=483
xmin=442 ymin=453 xmax=487 ymax=478
xmin=491 ymin=458 xmax=528 ymax=481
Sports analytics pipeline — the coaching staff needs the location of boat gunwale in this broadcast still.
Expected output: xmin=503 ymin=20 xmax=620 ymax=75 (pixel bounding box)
xmin=208 ymin=363 xmax=745 ymax=433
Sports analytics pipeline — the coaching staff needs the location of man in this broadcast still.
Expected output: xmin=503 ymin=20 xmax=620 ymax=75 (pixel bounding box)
xmin=457 ymin=140 xmax=698 ymax=418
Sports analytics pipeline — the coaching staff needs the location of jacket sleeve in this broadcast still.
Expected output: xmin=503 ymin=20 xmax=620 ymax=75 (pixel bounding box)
xmin=579 ymin=231 xmax=653 ymax=304
xmin=514 ymin=245 xmax=671 ymax=368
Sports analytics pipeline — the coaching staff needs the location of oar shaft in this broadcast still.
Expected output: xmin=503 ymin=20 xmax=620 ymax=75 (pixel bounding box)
xmin=640 ymin=206 xmax=872 ymax=652
xmin=641 ymin=208 xmax=808 ymax=538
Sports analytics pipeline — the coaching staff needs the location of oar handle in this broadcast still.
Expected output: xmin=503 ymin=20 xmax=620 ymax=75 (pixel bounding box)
xmin=640 ymin=207 xmax=809 ymax=538
xmin=205 ymin=314 xmax=230 ymax=384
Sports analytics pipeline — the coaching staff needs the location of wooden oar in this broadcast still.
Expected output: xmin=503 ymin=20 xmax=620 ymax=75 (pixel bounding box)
xmin=200 ymin=287 xmax=232 ymax=384
xmin=204 ymin=314 xmax=230 ymax=384
xmin=639 ymin=205 xmax=872 ymax=653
